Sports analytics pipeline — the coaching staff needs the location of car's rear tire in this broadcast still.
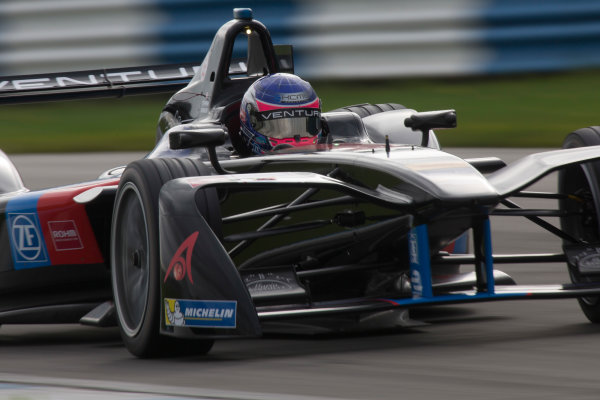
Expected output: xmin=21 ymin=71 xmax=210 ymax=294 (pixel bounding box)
xmin=111 ymin=158 xmax=218 ymax=357
xmin=328 ymin=103 xmax=406 ymax=118
xmin=559 ymin=126 xmax=600 ymax=323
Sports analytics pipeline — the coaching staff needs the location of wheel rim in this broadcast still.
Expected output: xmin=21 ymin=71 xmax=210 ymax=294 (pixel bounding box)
xmin=563 ymin=165 xmax=599 ymax=243
xmin=562 ymin=164 xmax=600 ymax=306
xmin=112 ymin=182 xmax=150 ymax=337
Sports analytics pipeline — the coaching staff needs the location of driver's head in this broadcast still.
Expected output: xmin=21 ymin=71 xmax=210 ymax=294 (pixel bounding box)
xmin=240 ymin=73 xmax=321 ymax=155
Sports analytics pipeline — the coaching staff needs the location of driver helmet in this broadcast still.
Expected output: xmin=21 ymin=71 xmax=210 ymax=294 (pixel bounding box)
xmin=240 ymin=73 xmax=321 ymax=155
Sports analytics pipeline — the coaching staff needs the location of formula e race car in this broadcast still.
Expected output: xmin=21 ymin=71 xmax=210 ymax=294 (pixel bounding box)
xmin=1 ymin=8 xmax=600 ymax=358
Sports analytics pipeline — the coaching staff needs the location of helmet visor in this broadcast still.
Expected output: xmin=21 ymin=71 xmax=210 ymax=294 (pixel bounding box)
xmin=252 ymin=108 xmax=321 ymax=139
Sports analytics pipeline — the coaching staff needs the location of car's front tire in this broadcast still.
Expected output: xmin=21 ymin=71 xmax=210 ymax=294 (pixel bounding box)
xmin=111 ymin=158 xmax=216 ymax=357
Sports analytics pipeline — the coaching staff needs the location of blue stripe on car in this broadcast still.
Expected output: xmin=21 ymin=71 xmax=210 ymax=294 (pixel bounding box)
xmin=6 ymin=192 xmax=51 ymax=269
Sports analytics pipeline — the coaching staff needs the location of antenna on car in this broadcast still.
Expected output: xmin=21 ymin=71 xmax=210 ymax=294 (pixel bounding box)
xmin=385 ymin=135 xmax=390 ymax=157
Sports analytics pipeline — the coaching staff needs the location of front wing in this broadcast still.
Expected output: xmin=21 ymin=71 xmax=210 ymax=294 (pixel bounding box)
xmin=158 ymin=172 xmax=600 ymax=338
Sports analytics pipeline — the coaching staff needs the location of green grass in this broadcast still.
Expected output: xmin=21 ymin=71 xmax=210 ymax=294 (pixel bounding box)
xmin=314 ymin=69 xmax=600 ymax=148
xmin=0 ymin=94 xmax=172 ymax=153
xmin=0 ymin=69 xmax=599 ymax=153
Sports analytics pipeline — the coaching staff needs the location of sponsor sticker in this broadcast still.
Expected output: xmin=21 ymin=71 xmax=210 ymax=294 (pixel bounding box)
xmin=164 ymin=298 xmax=237 ymax=328
xmin=258 ymin=108 xmax=320 ymax=121
xmin=408 ymin=225 xmax=433 ymax=298
xmin=411 ymin=270 xmax=423 ymax=297
xmin=409 ymin=232 xmax=419 ymax=265
xmin=8 ymin=212 xmax=50 ymax=269
xmin=164 ymin=231 xmax=199 ymax=283
xmin=280 ymin=92 xmax=310 ymax=103
xmin=48 ymin=220 xmax=83 ymax=251
xmin=1 ymin=65 xmax=201 ymax=92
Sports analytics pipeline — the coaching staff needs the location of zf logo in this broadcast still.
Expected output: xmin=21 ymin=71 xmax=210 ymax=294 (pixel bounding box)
xmin=9 ymin=213 xmax=48 ymax=263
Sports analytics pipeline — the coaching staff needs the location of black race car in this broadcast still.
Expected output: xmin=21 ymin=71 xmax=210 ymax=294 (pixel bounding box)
xmin=1 ymin=8 xmax=600 ymax=358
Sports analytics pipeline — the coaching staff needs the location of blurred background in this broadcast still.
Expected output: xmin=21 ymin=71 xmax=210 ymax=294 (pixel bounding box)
xmin=0 ymin=0 xmax=599 ymax=152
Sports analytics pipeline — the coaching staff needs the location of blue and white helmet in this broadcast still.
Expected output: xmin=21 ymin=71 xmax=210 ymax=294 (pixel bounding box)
xmin=239 ymin=73 xmax=321 ymax=155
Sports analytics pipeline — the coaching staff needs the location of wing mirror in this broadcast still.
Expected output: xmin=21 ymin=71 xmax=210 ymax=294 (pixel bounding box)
xmin=404 ymin=109 xmax=456 ymax=147
xmin=169 ymin=124 xmax=227 ymax=149
xmin=168 ymin=124 xmax=230 ymax=174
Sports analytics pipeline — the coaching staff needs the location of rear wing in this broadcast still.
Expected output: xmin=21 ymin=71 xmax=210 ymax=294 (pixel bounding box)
xmin=0 ymin=63 xmax=199 ymax=104
xmin=0 ymin=45 xmax=294 ymax=105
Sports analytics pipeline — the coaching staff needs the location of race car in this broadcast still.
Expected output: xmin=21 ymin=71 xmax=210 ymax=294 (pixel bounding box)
xmin=1 ymin=8 xmax=600 ymax=358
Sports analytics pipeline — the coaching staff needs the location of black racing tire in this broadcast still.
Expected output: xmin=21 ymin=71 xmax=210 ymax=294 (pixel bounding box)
xmin=559 ymin=126 xmax=600 ymax=323
xmin=111 ymin=158 xmax=218 ymax=357
xmin=328 ymin=103 xmax=406 ymax=118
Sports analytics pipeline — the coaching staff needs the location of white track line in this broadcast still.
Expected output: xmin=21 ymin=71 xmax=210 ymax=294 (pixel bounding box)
xmin=0 ymin=374 xmax=346 ymax=400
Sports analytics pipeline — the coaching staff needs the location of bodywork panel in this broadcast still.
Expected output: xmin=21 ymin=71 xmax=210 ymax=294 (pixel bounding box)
xmin=159 ymin=179 xmax=261 ymax=338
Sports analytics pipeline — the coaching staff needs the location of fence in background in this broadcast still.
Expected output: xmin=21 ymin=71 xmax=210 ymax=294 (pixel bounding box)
xmin=1 ymin=0 xmax=599 ymax=78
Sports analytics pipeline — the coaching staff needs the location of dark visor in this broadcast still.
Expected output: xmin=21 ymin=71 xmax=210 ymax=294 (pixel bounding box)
xmin=251 ymin=108 xmax=321 ymax=139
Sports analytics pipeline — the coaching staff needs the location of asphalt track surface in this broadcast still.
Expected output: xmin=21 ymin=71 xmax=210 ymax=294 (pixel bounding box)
xmin=2 ymin=148 xmax=599 ymax=400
